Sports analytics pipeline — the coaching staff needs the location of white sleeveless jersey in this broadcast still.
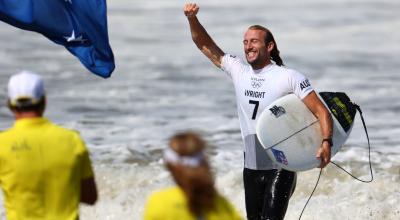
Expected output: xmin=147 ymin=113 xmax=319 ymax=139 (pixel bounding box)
xmin=221 ymin=54 xmax=314 ymax=170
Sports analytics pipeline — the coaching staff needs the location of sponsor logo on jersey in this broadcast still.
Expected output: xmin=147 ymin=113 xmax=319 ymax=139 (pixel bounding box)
xmin=269 ymin=105 xmax=286 ymax=118
xmin=11 ymin=140 xmax=31 ymax=152
xmin=300 ymin=79 xmax=311 ymax=90
xmin=251 ymin=81 xmax=262 ymax=89
xmin=250 ymin=77 xmax=265 ymax=89
xmin=244 ymin=90 xmax=266 ymax=98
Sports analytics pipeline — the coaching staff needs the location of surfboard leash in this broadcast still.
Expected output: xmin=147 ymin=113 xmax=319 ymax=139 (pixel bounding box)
xmin=298 ymin=168 xmax=323 ymax=220
xmin=330 ymin=104 xmax=374 ymax=183
xmin=298 ymin=104 xmax=373 ymax=220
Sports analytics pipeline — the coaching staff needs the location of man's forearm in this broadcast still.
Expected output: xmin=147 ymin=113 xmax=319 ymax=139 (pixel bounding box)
xmin=320 ymin=108 xmax=333 ymax=140
xmin=188 ymin=16 xmax=212 ymax=49
xmin=184 ymin=3 xmax=224 ymax=67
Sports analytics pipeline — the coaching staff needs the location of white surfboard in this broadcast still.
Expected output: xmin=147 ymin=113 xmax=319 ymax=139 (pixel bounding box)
xmin=255 ymin=93 xmax=354 ymax=171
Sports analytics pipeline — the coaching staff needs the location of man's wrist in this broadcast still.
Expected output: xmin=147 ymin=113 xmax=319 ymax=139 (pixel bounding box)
xmin=185 ymin=13 xmax=197 ymax=19
xmin=322 ymin=138 xmax=333 ymax=147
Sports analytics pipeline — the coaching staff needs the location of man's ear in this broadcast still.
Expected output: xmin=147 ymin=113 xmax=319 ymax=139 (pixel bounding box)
xmin=7 ymin=99 xmax=15 ymax=112
xmin=267 ymin=41 xmax=275 ymax=53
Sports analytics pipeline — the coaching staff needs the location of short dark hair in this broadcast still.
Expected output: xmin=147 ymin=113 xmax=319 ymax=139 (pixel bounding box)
xmin=248 ymin=25 xmax=284 ymax=66
xmin=8 ymin=97 xmax=46 ymax=113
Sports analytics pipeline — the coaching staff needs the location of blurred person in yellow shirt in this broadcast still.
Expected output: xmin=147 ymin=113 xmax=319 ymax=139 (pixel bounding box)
xmin=144 ymin=132 xmax=242 ymax=220
xmin=0 ymin=71 xmax=98 ymax=220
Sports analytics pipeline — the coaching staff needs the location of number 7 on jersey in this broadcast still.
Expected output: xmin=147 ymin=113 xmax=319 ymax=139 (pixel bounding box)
xmin=249 ymin=100 xmax=259 ymax=120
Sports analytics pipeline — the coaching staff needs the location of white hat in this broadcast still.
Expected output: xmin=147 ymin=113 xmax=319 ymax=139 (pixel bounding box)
xmin=7 ymin=70 xmax=45 ymax=107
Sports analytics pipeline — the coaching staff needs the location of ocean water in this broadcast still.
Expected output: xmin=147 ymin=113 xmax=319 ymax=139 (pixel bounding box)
xmin=0 ymin=0 xmax=399 ymax=219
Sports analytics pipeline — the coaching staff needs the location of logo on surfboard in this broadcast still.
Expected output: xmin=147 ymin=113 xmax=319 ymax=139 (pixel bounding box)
xmin=271 ymin=148 xmax=288 ymax=165
xmin=269 ymin=105 xmax=286 ymax=118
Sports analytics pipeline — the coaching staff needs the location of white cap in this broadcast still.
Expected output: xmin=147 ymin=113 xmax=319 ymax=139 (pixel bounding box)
xmin=7 ymin=70 xmax=45 ymax=107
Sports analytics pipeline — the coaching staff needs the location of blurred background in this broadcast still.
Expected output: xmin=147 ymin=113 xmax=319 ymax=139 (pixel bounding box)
xmin=0 ymin=0 xmax=399 ymax=219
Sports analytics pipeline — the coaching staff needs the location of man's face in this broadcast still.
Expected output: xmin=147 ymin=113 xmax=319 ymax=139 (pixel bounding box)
xmin=243 ymin=29 xmax=272 ymax=68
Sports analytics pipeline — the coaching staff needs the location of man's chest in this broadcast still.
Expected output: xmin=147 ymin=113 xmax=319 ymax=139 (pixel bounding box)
xmin=233 ymin=73 xmax=289 ymax=120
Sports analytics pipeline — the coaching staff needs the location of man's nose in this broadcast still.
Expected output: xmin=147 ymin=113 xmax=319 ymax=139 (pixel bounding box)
xmin=245 ymin=43 xmax=252 ymax=51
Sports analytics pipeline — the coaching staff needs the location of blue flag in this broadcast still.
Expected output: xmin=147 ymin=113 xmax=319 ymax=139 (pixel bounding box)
xmin=0 ymin=0 xmax=115 ymax=78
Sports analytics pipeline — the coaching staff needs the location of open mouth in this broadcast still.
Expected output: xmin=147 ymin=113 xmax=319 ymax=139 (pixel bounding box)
xmin=246 ymin=51 xmax=257 ymax=59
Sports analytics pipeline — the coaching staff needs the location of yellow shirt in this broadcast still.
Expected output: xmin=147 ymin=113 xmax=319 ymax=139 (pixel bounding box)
xmin=0 ymin=118 xmax=94 ymax=220
xmin=144 ymin=186 xmax=243 ymax=220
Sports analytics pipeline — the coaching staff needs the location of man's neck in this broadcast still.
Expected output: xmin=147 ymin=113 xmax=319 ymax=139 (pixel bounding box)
xmin=15 ymin=112 xmax=43 ymax=120
xmin=251 ymin=60 xmax=272 ymax=70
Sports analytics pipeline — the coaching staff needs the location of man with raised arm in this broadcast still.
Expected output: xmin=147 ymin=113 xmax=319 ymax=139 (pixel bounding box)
xmin=183 ymin=3 xmax=333 ymax=220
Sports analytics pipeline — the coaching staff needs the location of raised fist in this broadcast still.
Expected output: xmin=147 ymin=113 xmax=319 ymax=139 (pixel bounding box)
xmin=184 ymin=3 xmax=199 ymax=18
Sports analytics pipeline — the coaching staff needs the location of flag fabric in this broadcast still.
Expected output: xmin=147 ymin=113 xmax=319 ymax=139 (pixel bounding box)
xmin=0 ymin=0 xmax=115 ymax=78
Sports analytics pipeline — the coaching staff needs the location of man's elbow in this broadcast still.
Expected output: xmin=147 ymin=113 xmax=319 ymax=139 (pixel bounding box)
xmin=81 ymin=178 xmax=98 ymax=205
xmin=85 ymin=198 xmax=97 ymax=205
xmin=82 ymin=193 xmax=97 ymax=205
